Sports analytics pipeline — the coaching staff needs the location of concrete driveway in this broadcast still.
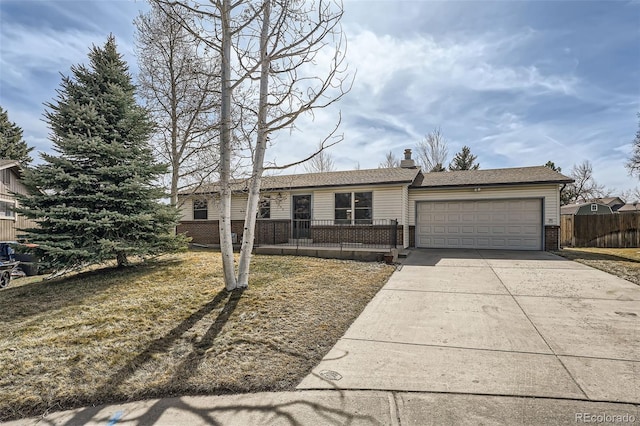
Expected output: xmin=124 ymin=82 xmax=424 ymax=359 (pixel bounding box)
xmin=298 ymin=249 xmax=640 ymax=405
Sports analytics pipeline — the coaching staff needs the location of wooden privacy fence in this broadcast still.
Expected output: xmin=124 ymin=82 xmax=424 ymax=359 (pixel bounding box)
xmin=560 ymin=213 xmax=640 ymax=248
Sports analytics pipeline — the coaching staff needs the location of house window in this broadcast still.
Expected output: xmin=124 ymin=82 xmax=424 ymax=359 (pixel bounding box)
xmin=193 ymin=199 xmax=208 ymax=220
xmin=259 ymin=196 xmax=270 ymax=219
xmin=354 ymin=192 xmax=372 ymax=224
xmin=335 ymin=192 xmax=372 ymax=224
xmin=335 ymin=193 xmax=352 ymax=224
xmin=0 ymin=201 xmax=14 ymax=218
xmin=590 ymin=204 xmax=598 ymax=212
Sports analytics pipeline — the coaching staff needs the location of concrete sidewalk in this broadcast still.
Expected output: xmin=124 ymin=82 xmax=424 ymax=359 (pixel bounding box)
xmin=5 ymin=390 xmax=639 ymax=425
xmin=298 ymin=249 xmax=640 ymax=405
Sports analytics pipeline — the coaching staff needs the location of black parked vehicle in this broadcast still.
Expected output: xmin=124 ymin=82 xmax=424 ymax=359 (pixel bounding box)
xmin=0 ymin=242 xmax=19 ymax=288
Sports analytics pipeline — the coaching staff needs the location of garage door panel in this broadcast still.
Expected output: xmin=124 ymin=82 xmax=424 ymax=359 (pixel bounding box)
xmin=491 ymin=226 xmax=506 ymax=234
xmin=477 ymin=213 xmax=491 ymax=221
xmin=491 ymin=213 xmax=508 ymax=222
xmin=416 ymin=199 xmax=542 ymax=250
xmin=476 ymin=226 xmax=490 ymax=234
xmin=433 ymin=203 xmax=447 ymax=211
xmin=433 ymin=213 xmax=447 ymax=222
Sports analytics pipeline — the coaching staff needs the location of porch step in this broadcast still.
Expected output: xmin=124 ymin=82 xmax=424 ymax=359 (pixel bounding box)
xmin=288 ymin=238 xmax=313 ymax=245
xmin=398 ymin=250 xmax=410 ymax=258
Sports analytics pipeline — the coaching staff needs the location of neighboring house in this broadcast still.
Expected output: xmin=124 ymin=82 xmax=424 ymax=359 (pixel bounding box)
xmin=177 ymin=150 xmax=572 ymax=251
xmin=0 ymin=160 xmax=35 ymax=241
xmin=617 ymin=203 xmax=640 ymax=214
xmin=592 ymin=196 xmax=626 ymax=212
xmin=561 ymin=202 xmax=613 ymax=216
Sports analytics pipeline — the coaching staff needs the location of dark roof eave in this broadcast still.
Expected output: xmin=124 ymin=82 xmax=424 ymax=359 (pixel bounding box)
xmin=410 ymin=179 xmax=573 ymax=190
xmin=180 ymin=179 xmax=416 ymax=196
xmin=260 ymin=179 xmax=415 ymax=191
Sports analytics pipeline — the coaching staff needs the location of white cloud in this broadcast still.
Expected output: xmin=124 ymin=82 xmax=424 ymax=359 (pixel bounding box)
xmin=342 ymin=29 xmax=577 ymax=97
xmin=1 ymin=24 xmax=94 ymax=87
xmin=268 ymin=25 xmax=582 ymax=173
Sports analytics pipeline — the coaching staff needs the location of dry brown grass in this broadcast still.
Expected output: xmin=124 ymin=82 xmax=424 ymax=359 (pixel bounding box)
xmin=0 ymin=250 xmax=394 ymax=421
xmin=556 ymin=248 xmax=640 ymax=285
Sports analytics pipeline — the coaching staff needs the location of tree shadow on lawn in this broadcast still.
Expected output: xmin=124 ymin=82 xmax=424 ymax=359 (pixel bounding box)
xmin=0 ymin=257 xmax=185 ymax=322
xmin=557 ymin=249 xmax=640 ymax=264
xmin=56 ymin=287 xmax=369 ymax=426
xmin=44 ymin=288 xmax=235 ymax=423
xmin=55 ymin=287 xmax=242 ymax=425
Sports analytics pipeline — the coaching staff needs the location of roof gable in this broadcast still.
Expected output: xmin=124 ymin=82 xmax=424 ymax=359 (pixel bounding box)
xmin=0 ymin=159 xmax=23 ymax=178
xmin=0 ymin=159 xmax=20 ymax=170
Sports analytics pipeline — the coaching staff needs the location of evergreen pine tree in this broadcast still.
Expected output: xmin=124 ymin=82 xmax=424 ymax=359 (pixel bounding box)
xmin=449 ymin=146 xmax=479 ymax=171
xmin=17 ymin=36 xmax=186 ymax=270
xmin=0 ymin=106 xmax=33 ymax=164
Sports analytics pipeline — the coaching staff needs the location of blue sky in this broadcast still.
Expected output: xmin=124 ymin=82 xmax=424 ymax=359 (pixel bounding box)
xmin=1 ymin=0 xmax=639 ymax=194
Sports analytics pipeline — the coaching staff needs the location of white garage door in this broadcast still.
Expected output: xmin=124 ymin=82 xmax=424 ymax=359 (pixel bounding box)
xmin=416 ymin=199 xmax=542 ymax=250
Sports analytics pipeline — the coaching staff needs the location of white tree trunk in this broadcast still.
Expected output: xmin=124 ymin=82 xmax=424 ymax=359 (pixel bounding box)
xmin=218 ymin=0 xmax=237 ymax=290
xmin=237 ymin=0 xmax=271 ymax=288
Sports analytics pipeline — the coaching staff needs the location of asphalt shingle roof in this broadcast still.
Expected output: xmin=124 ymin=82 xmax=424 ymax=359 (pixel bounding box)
xmin=183 ymin=167 xmax=421 ymax=194
xmin=411 ymin=166 xmax=573 ymax=188
xmin=617 ymin=203 xmax=640 ymax=213
xmin=182 ymin=165 xmax=572 ymax=195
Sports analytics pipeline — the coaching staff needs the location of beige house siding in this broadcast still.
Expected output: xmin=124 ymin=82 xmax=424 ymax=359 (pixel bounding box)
xmin=268 ymin=192 xmax=290 ymax=220
xmin=408 ymin=184 xmax=561 ymax=226
xmin=0 ymin=220 xmax=14 ymax=240
xmin=1 ymin=167 xmax=36 ymax=241
xmin=310 ymin=185 xmax=404 ymax=222
xmin=309 ymin=190 xmax=332 ymax=220
xmin=180 ymin=191 xmax=290 ymax=222
xmin=181 ymin=185 xmax=406 ymax=224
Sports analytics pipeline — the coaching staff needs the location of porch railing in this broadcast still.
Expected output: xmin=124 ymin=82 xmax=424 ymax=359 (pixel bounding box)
xmin=255 ymin=219 xmax=398 ymax=249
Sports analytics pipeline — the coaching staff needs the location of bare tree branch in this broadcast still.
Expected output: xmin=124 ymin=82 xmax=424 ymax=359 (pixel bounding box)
xmin=416 ymin=127 xmax=448 ymax=172
xmin=378 ymin=151 xmax=400 ymax=168
xmin=135 ymin=4 xmax=221 ymax=206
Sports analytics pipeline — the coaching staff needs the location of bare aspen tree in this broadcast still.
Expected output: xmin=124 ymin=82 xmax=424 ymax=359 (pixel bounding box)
xmin=150 ymin=0 xmax=256 ymax=290
xmin=135 ymin=4 xmax=220 ymax=206
xmin=416 ymin=127 xmax=448 ymax=172
xmin=236 ymin=0 xmax=350 ymax=287
xmin=150 ymin=0 xmax=349 ymax=290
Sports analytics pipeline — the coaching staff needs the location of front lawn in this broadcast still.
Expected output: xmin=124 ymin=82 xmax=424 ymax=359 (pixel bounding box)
xmin=0 ymin=251 xmax=394 ymax=421
xmin=556 ymin=247 xmax=640 ymax=285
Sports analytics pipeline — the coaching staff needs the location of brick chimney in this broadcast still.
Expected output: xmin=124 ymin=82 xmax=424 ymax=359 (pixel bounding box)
xmin=400 ymin=148 xmax=416 ymax=168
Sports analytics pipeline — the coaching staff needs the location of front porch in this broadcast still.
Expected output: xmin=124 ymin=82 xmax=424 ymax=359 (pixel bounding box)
xmin=254 ymin=243 xmax=399 ymax=262
xmin=177 ymin=219 xmax=401 ymax=251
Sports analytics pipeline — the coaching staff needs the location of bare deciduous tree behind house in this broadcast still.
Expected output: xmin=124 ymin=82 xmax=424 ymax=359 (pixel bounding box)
xmin=565 ymin=160 xmax=609 ymax=203
xmin=135 ymin=4 xmax=221 ymax=207
xmin=378 ymin=151 xmax=400 ymax=168
xmin=303 ymin=142 xmax=336 ymax=173
xmin=620 ymin=186 xmax=640 ymax=203
xmin=416 ymin=127 xmax=448 ymax=172
xmin=627 ymin=113 xmax=640 ymax=177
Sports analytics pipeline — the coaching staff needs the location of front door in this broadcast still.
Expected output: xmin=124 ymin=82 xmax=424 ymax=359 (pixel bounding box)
xmin=292 ymin=194 xmax=311 ymax=239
